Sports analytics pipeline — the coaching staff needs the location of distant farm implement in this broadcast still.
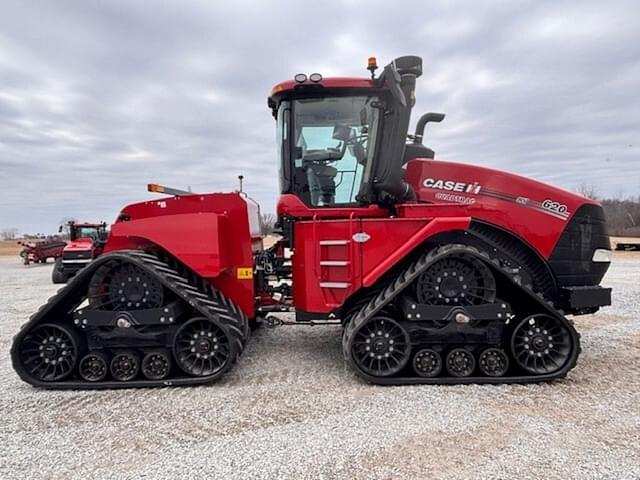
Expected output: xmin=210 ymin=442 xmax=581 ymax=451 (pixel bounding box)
xmin=18 ymin=240 xmax=66 ymax=265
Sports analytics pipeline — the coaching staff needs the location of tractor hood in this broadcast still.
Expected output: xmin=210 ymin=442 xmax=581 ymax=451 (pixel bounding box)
xmin=404 ymin=158 xmax=602 ymax=258
xmin=64 ymin=238 xmax=94 ymax=252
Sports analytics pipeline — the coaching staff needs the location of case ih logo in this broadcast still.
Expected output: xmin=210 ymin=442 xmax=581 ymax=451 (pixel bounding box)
xmin=423 ymin=178 xmax=482 ymax=194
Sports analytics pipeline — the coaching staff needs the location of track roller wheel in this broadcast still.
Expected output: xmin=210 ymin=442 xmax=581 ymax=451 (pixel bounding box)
xmin=413 ymin=349 xmax=443 ymax=378
xmin=511 ymin=314 xmax=572 ymax=375
xmin=446 ymin=348 xmax=475 ymax=377
xmin=79 ymin=352 xmax=109 ymax=382
xmin=478 ymin=348 xmax=509 ymax=377
xmin=350 ymin=316 xmax=411 ymax=377
xmin=142 ymin=350 xmax=172 ymax=380
xmin=110 ymin=350 xmax=140 ymax=381
xmin=174 ymin=317 xmax=232 ymax=377
xmin=18 ymin=323 xmax=78 ymax=382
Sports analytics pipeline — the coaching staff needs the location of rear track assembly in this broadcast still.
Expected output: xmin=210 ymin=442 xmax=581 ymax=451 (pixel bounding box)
xmin=11 ymin=250 xmax=249 ymax=389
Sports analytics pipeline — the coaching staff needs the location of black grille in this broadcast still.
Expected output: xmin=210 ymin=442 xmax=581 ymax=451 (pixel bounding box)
xmin=548 ymin=204 xmax=610 ymax=286
xmin=63 ymin=250 xmax=92 ymax=260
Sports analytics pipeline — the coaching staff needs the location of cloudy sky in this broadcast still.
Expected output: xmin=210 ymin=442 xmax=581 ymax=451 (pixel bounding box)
xmin=1 ymin=0 xmax=639 ymax=234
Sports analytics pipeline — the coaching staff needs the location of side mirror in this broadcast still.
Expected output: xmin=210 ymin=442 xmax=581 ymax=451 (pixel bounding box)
xmin=58 ymin=225 xmax=63 ymax=233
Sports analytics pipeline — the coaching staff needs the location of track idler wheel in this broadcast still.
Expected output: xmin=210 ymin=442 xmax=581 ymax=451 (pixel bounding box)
xmin=18 ymin=323 xmax=78 ymax=382
xmin=478 ymin=348 xmax=509 ymax=377
xmin=350 ymin=316 xmax=411 ymax=377
xmin=413 ymin=349 xmax=443 ymax=378
xmin=79 ymin=352 xmax=109 ymax=382
xmin=110 ymin=350 xmax=140 ymax=381
xmin=511 ymin=314 xmax=572 ymax=375
xmin=173 ymin=317 xmax=232 ymax=377
xmin=142 ymin=350 xmax=172 ymax=380
xmin=446 ymin=348 xmax=475 ymax=377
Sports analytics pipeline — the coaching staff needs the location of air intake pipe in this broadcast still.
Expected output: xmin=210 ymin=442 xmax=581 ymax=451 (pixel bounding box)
xmin=413 ymin=112 xmax=445 ymax=144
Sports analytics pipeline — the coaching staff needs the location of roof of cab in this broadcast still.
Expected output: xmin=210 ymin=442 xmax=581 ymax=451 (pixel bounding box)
xmin=270 ymin=77 xmax=378 ymax=97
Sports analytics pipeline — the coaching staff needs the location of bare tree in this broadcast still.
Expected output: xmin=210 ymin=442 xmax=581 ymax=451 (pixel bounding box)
xmin=576 ymin=183 xmax=599 ymax=200
xmin=260 ymin=212 xmax=277 ymax=235
xmin=601 ymin=197 xmax=640 ymax=236
xmin=1 ymin=227 xmax=19 ymax=240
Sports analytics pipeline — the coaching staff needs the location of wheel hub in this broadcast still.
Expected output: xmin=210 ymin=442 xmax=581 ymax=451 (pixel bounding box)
xmin=37 ymin=335 xmax=72 ymax=365
xmin=373 ymin=338 xmax=389 ymax=354
xmin=79 ymin=353 xmax=108 ymax=382
xmin=196 ymin=338 xmax=213 ymax=354
xmin=123 ymin=282 xmax=144 ymax=302
xmin=478 ymin=348 xmax=509 ymax=377
xmin=117 ymin=358 xmax=132 ymax=370
xmin=439 ymin=276 xmax=463 ymax=298
xmin=453 ymin=354 xmax=467 ymax=368
xmin=446 ymin=348 xmax=475 ymax=377
xmin=418 ymin=356 xmax=434 ymax=369
xmin=42 ymin=344 xmax=59 ymax=359
xmin=531 ymin=335 xmax=548 ymax=351
xmin=86 ymin=359 xmax=103 ymax=375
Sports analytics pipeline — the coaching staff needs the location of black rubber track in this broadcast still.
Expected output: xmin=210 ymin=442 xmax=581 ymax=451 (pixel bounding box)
xmin=11 ymin=250 xmax=249 ymax=389
xmin=342 ymin=244 xmax=581 ymax=385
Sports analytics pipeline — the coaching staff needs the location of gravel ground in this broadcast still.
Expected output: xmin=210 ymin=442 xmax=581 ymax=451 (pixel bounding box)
xmin=0 ymin=255 xmax=638 ymax=480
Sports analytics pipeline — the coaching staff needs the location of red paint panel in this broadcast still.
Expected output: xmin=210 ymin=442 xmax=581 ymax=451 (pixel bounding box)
xmin=103 ymin=192 xmax=256 ymax=317
xmin=293 ymin=216 xmax=470 ymax=313
xmin=293 ymin=219 xmax=362 ymax=312
xmin=107 ymin=213 xmax=226 ymax=276
xmin=404 ymin=159 xmax=599 ymax=258
xmin=277 ymin=194 xmax=387 ymax=219
xmin=361 ymin=217 xmax=471 ymax=287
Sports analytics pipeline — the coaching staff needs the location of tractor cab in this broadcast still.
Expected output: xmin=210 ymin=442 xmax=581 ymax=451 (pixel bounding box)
xmin=269 ymin=56 xmax=443 ymax=212
xmin=69 ymin=222 xmax=108 ymax=243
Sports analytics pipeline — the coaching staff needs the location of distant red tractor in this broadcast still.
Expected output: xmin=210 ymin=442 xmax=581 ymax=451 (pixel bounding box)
xmin=13 ymin=56 xmax=611 ymax=389
xmin=52 ymin=222 xmax=108 ymax=283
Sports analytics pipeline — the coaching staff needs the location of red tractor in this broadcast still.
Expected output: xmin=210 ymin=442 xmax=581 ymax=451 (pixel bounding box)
xmin=52 ymin=222 xmax=108 ymax=284
xmin=12 ymin=56 xmax=611 ymax=389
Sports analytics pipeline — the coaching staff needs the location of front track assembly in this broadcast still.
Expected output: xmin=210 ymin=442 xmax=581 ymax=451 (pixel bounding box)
xmin=342 ymin=244 xmax=580 ymax=385
xmin=11 ymin=250 xmax=249 ymax=389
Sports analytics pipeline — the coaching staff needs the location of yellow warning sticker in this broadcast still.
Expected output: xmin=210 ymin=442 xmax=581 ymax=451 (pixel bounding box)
xmin=237 ymin=267 xmax=253 ymax=280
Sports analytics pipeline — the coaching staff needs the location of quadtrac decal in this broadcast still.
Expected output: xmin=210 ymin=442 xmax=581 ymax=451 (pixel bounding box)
xmin=422 ymin=178 xmax=482 ymax=205
xmin=422 ymin=177 xmax=571 ymax=220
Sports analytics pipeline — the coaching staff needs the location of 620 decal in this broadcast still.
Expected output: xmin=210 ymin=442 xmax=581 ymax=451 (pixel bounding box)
xmin=542 ymin=199 xmax=570 ymax=218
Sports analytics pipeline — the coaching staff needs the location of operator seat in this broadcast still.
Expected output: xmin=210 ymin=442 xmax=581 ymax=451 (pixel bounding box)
xmin=304 ymin=161 xmax=337 ymax=206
